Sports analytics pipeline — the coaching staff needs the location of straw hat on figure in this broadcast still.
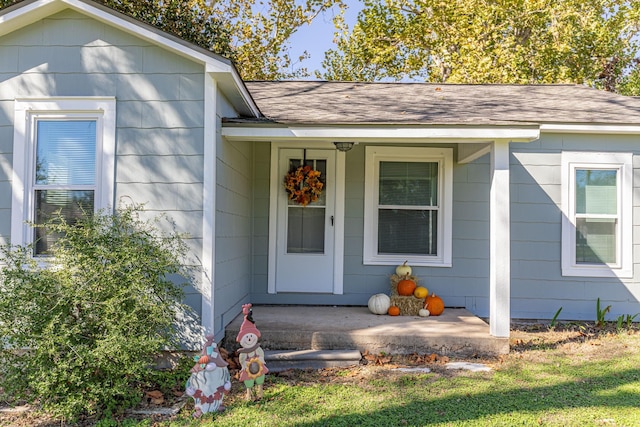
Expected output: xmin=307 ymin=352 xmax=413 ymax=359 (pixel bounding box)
xmin=236 ymin=303 xmax=269 ymax=401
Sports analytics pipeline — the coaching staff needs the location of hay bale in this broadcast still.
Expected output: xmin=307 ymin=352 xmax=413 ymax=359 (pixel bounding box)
xmin=389 ymin=274 xmax=425 ymax=316
xmin=390 ymin=295 xmax=424 ymax=316
xmin=390 ymin=274 xmax=421 ymax=296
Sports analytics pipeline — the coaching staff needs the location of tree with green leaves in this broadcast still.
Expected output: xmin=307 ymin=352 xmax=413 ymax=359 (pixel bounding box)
xmin=0 ymin=0 xmax=345 ymax=80
xmin=320 ymin=0 xmax=640 ymax=93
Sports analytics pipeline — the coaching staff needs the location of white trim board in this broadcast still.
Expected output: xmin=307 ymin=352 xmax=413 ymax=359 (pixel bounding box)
xmin=222 ymin=126 xmax=541 ymax=142
xmin=11 ymin=96 xmax=116 ymax=247
xmin=363 ymin=146 xmax=453 ymax=268
xmin=560 ymin=151 xmax=633 ymax=278
xmin=267 ymin=141 xmax=345 ymax=295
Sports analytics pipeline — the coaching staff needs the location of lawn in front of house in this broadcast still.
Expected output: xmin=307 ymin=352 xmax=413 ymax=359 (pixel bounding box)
xmin=165 ymin=326 xmax=640 ymax=427
xmin=3 ymin=324 xmax=639 ymax=426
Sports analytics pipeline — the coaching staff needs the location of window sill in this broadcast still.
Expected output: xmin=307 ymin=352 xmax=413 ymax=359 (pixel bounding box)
xmin=562 ymin=266 xmax=632 ymax=279
xmin=364 ymin=256 xmax=452 ymax=268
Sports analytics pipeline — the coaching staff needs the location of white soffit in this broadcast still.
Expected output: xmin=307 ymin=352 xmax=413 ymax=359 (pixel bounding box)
xmin=221 ymin=125 xmax=541 ymax=142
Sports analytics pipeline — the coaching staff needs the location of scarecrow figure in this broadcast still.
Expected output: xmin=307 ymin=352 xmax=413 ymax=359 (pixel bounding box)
xmin=185 ymin=335 xmax=231 ymax=417
xmin=236 ymin=303 xmax=269 ymax=400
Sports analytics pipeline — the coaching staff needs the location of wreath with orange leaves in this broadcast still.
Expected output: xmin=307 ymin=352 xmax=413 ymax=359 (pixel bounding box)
xmin=284 ymin=165 xmax=324 ymax=207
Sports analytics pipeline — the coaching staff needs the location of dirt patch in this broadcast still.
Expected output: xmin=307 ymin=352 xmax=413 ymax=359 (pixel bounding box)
xmin=2 ymin=321 xmax=638 ymax=426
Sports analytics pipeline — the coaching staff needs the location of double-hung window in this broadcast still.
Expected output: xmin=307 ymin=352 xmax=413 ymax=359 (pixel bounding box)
xmin=364 ymin=147 xmax=452 ymax=267
xmin=561 ymin=152 xmax=632 ymax=278
xmin=11 ymin=98 xmax=116 ymax=255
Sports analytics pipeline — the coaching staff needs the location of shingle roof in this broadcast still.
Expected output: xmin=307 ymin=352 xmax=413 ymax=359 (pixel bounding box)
xmin=235 ymin=81 xmax=640 ymax=126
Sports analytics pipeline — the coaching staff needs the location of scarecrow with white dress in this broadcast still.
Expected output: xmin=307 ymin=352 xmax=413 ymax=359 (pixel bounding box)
xmin=236 ymin=303 xmax=269 ymax=401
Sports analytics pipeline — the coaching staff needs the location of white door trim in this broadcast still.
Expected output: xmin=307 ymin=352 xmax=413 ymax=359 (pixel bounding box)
xmin=268 ymin=141 xmax=345 ymax=294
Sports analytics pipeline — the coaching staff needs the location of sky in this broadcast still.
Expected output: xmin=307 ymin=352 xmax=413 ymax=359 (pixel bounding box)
xmin=287 ymin=1 xmax=361 ymax=79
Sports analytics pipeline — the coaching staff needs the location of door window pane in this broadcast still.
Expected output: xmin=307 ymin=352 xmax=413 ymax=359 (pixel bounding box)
xmin=287 ymin=207 xmax=325 ymax=253
xmin=287 ymin=159 xmax=327 ymax=206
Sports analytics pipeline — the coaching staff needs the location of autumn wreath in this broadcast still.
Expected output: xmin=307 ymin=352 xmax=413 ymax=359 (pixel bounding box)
xmin=284 ymin=165 xmax=324 ymax=206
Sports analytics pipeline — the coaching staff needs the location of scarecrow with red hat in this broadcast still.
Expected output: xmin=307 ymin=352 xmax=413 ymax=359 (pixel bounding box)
xmin=236 ymin=303 xmax=269 ymax=401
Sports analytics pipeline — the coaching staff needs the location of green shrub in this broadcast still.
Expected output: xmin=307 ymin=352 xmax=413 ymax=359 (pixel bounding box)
xmin=0 ymin=204 xmax=195 ymax=420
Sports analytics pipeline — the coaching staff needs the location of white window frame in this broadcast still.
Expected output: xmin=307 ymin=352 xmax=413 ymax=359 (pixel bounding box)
xmin=561 ymin=151 xmax=632 ymax=278
xmin=11 ymin=97 xmax=116 ymax=248
xmin=363 ymin=146 xmax=453 ymax=267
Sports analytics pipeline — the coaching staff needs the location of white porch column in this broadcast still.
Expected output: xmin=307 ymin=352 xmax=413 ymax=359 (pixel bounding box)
xmin=489 ymin=140 xmax=511 ymax=337
xmin=200 ymin=73 xmax=217 ymax=334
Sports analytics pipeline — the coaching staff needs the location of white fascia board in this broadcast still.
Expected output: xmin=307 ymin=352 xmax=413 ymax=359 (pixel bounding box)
xmin=541 ymin=124 xmax=640 ymax=134
xmin=66 ymin=0 xmax=231 ymax=70
xmin=222 ymin=125 xmax=541 ymax=142
xmin=0 ymin=0 xmax=67 ymax=36
xmin=211 ymin=71 xmax=261 ymax=118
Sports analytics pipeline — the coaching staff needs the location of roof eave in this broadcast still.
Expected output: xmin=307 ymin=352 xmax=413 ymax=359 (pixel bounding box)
xmin=540 ymin=123 xmax=640 ymax=134
xmin=221 ymin=123 xmax=542 ymax=143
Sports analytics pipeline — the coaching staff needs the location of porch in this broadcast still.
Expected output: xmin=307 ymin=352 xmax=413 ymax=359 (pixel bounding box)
xmin=223 ymin=305 xmax=509 ymax=365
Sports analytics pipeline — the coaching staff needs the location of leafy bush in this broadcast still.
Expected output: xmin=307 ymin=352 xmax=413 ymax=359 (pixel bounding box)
xmin=0 ymin=204 xmax=195 ymax=420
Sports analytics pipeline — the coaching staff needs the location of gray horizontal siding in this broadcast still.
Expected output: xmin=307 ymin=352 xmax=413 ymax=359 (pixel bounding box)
xmin=214 ymin=130 xmax=254 ymax=335
xmin=249 ymin=134 xmax=640 ymax=322
xmin=510 ymin=133 xmax=640 ymax=321
xmin=0 ymin=10 xmax=210 ymax=321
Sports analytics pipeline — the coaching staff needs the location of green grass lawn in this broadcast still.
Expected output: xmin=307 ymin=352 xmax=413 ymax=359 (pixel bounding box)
xmin=142 ymin=328 xmax=640 ymax=427
xmin=4 ymin=326 xmax=640 ymax=426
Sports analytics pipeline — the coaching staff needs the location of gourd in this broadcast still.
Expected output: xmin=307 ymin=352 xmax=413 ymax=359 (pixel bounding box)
xmin=395 ymin=260 xmax=412 ymax=277
xmin=418 ymin=308 xmax=430 ymax=317
xmin=397 ymin=275 xmax=417 ymax=296
xmin=413 ymin=286 xmax=428 ymax=299
xmin=388 ymin=305 xmax=400 ymax=316
xmin=368 ymin=293 xmax=391 ymax=315
xmin=424 ymin=293 xmax=445 ymax=316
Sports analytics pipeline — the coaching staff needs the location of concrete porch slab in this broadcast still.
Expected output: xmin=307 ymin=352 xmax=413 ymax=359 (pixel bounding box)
xmin=224 ymin=305 xmax=509 ymax=357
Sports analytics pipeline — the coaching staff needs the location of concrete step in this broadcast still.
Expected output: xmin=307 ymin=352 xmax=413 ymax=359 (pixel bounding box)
xmin=223 ymin=306 xmax=509 ymax=357
xmin=265 ymin=349 xmax=362 ymax=372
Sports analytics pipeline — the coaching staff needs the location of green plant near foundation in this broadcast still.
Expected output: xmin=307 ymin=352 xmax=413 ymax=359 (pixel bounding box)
xmin=0 ymin=204 xmax=195 ymax=421
xmin=616 ymin=313 xmax=639 ymax=332
xmin=549 ymin=307 xmax=563 ymax=330
xmin=596 ymin=298 xmax=611 ymax=328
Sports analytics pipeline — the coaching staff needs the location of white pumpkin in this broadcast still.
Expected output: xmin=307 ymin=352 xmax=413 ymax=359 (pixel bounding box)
xmin=395 ymin=261 xmax=412 ymax=277
xmin=368 ymin=293 xmax=391 ymax=315
xmin=418 ymin=308 xmax=430 ymax=317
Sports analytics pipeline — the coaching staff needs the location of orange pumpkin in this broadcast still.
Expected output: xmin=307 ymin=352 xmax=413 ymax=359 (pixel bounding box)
xmin=424 ymin=294 xmax=444 ymax=316
xmin=198 ymin=355 xmax=210 ymax=365
xmin=397 ymin=275 xmax=417 ymax=296
xmin=388 ymin=306 xmax=401 ymax=316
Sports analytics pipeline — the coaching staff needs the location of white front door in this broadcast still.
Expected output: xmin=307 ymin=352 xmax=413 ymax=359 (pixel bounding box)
xmin=274 ymin=148 xmax=336 ymax=293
